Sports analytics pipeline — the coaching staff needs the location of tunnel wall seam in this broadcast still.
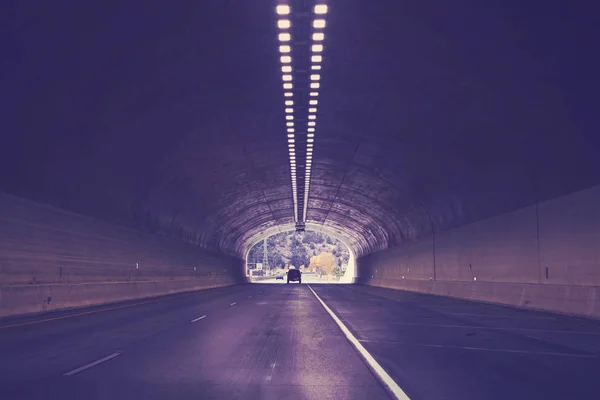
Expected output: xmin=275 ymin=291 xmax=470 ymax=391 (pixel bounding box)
xmin=357 ymin=184 xmax=600 ymax=318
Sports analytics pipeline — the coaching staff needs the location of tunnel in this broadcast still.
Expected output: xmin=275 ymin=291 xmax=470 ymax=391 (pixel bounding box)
xmin=1 ymin=1 xmax=600 ymax=399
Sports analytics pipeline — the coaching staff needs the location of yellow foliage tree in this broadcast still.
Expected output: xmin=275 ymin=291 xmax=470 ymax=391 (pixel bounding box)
xmin=309 ymin=252 xmax=336 ymax=275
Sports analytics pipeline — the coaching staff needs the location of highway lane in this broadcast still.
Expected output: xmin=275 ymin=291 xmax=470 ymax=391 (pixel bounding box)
xmin=0 ymin=283 xmax=391 ymax=400
xmin=310 ymin=285 xmax=600 ymax=400
xmin=2 ymin=283 xmax=600 ymax=399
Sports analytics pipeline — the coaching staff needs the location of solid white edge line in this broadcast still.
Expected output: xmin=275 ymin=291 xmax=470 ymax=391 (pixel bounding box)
xmin=63 ymin=352 xmax=122 ymax=376
xmin=230 ymin=302 xmax=237 ymax=306
xmin=191 ymin=315 xmax=206 ymax=322
xmin=307 ymin=285 xmax=411 ymax=400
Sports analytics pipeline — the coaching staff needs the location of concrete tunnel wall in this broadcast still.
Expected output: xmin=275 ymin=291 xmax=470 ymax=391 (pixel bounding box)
xmin=0 ymin=192 xmax=245 ymax=317
xmin=356 ymin=184 xmax=600 ymax=318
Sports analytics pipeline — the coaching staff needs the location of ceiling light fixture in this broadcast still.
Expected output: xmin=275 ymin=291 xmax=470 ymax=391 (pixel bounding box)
xmin=276 ymin=5 xmax=290 ymax=15
xmin=313 ymin=19 xmax=326 ymax=28
xmin=314 ymin=5 xmax=328 ymax=14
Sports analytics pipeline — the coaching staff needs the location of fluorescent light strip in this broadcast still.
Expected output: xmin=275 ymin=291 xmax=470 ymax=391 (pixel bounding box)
xmin=276 ymin=6 xmax=299 ymax=223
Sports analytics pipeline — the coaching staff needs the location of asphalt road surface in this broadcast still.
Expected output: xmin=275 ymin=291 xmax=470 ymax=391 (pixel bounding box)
xmin=1 ymin=283 xmax=600 ymax=399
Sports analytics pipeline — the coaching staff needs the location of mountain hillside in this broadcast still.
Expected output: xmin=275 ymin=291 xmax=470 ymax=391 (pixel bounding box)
xmin=247 ymin=231 xmax=350 ymax=276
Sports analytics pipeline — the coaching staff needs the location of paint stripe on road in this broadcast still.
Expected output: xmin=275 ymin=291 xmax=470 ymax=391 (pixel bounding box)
xmin=191 ymin=315 xmax=206 ymax=322
xmin=63 ymin=352 xmax=122 ymax=376
xmin=307 ymin=285 xmax=410 ymax=400
xmin=230 ymin=302 xmax=237 ymax=306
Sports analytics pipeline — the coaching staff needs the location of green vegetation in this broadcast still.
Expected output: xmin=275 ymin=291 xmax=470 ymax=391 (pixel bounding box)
xmin=247 ymin=231 xmax=349 ymax=277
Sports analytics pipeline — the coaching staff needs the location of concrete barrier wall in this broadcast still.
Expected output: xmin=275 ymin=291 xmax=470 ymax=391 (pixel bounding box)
xmin=364 ymin=278 xmax=600 ymax=318
xmin=0 ymin=193 xmax=245 ymax=317
xmin=357 ymin=185 xmax=600 ymax=318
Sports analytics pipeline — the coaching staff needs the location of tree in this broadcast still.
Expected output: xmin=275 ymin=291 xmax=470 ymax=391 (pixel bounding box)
xmin=290 ymin=235 xmax=309 ymax=268
xmin=309 ymin=252 xmax=337 ymax=276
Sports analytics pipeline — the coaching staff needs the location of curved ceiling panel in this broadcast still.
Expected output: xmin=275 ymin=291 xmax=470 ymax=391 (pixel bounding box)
xmin=1 ymin=1 xmax=599 ymax=259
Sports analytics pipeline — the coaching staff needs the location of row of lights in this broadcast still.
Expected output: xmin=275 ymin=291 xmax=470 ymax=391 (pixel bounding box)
xmin=275 ymin=4 xmax=298 ymax=222
xmin=304 ymin=4 xmax=327 ymax=222
xmin=276 ymin=3 xmax=328 ymax=224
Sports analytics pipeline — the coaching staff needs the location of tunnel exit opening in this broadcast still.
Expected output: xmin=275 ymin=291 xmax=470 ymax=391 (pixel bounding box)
xmin=245 ymin=230 xmax=355 ymax=284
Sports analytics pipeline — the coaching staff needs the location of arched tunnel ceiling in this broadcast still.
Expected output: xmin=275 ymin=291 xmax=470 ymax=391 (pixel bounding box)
xmin=1 ymin=1 xmax=599 ymax=259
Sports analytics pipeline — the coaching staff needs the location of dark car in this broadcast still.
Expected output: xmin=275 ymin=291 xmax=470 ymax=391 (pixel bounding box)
xmin=287 ymin=269 xmax=301 ymax=284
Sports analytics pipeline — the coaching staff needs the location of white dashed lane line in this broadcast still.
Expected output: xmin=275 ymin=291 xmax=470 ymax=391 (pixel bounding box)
xmin=191 ymin=315 xmax=206 ymax=323
xmin=230 ymin=302 xmax=237 ymax=306
xmin=63 ymin=352 xmax=122 ymax=376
